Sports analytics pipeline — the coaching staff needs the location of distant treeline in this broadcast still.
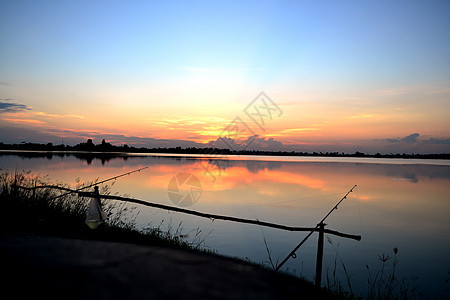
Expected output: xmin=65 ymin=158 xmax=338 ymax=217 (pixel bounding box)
xmin=0 ymin=139 xmax=449 ymax=159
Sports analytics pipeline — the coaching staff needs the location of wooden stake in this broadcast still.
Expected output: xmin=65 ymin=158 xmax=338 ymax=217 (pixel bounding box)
xmin=315 ymin=223 xmax=325 ymax=288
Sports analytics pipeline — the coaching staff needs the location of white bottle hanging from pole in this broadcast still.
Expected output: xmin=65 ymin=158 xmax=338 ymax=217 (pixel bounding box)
xmin=85 ymin=186 xmax=107 ymax=229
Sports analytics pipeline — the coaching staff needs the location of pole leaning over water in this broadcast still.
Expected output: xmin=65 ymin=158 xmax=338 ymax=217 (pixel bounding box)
xmin=275 ymin=185 xmax=357 ymax=272
xmin=43 ymin=166 xmax=149 ymax=201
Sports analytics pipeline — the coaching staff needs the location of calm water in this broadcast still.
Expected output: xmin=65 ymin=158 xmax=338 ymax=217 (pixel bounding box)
xmin=1 ymin=152 xmax=449 ymax=298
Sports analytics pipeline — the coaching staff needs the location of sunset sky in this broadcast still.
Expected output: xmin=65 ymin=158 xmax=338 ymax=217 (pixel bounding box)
xmin=1 ymin=1 xmax=449 ymax=154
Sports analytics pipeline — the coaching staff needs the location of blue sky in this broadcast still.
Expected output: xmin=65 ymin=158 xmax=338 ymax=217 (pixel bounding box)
xmin=1 ymin=1 xmax=449 ymax=153
xmin=3 ymin=1 xmax=448 ymax=84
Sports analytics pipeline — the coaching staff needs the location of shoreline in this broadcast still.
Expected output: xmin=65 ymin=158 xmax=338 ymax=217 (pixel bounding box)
xmin=1 ymin=149 xmax=449 ymax=166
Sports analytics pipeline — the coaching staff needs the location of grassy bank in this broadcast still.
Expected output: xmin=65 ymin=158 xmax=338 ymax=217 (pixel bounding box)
xmin=0 ymin=170 xmax=204 ymax=250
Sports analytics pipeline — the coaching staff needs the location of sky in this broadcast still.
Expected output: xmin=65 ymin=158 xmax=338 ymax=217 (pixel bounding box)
xmin=1 ymin=0 xmax=449 ymax=154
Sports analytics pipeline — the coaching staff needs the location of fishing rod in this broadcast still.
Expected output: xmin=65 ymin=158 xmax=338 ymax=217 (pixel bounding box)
xmin=275 ymin=184 xmax=357 ymax=271
xmin=43 ymin=166 xmax=149 ymax=201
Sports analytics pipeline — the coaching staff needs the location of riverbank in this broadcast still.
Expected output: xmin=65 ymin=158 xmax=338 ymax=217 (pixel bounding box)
xmin=0 ymin=170 xmax=340 ymax=299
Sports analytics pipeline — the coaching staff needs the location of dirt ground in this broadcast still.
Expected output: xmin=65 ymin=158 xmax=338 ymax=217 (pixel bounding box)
xmin=0 ymin=235 xmax=338 ymax=299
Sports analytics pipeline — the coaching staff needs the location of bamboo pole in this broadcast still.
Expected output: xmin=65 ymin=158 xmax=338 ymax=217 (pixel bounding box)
xmin=78 ymin=192 xmax=360 ymax=240
xmin=17 ymin=184 xmax=360 ymax=240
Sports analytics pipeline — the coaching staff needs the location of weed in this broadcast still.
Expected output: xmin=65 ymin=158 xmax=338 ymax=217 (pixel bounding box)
xmin=260 ymin=227 xmax=280 ymax=270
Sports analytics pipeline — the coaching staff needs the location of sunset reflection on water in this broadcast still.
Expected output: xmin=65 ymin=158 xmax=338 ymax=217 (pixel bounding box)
xmin=1 ymin=153 xmax=449 ymax=298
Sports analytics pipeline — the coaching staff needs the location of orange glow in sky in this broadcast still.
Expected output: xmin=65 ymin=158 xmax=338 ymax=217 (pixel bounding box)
xmin=1 ymin=2 xmax=449 ymax=154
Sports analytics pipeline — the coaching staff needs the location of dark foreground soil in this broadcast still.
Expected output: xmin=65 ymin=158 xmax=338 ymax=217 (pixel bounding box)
xmin=0 ymin=235 xmax=338 ymax=300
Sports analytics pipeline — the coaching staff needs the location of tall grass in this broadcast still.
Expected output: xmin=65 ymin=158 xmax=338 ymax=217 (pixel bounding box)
xmin=364 ymin=248 xmax=421 ymax=300
xmin=0 ymin=170 xmax=206 ymax=250
xmin=325 ymin=237 xmax=354 ymax=298
xmin=323 ymin=237 xmax=422 ymax=300
xmin=0 ymin=170 xmax=90 ymax=235
xmin=257 ymin=230 xmax=427 ymax=299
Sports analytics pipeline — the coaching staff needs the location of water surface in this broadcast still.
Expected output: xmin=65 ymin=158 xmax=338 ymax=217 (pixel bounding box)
xmin=1 ymin=152 xmax=449 ymax=298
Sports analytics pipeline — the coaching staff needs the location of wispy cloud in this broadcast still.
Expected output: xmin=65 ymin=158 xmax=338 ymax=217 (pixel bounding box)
xmin=373 ymin=83 xmax=450 ymax=97
xmin=346 ymin=113 xmax=381 ymax=119
xmin=265 ymin=127 xmax=320 ymax=138
xmin=152 ymin=116 xmax=228 ymax=126
xmin=0 ymin=99 xmax=31 ymax=113
xmin=2 ymin=118 xmax=45 ymax=125
xmin=33 ymin=112 xmax=85 ymax=119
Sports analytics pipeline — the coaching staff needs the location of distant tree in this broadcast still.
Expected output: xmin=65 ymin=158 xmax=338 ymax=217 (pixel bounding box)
xmin=97 ymin=139 xmax=113 ymax=152
xmin=77 ymin=139 xmax=96 ymax=151
xmin=354 ymin=151 xmax=365 ymax=157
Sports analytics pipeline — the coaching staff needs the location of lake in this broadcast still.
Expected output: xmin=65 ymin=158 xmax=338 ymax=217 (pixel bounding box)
xmin=1 ymin=151 xmax=449 ymax=298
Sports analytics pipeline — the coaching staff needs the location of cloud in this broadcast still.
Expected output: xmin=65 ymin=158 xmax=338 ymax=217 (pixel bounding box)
xmin=385 ymin=133 xmax=420 ymax=143
xmin=373 ymin=83 xmax=450 ymax=97
xmin=248 ymin=136 xmax=283 ymax=150
xmin=401 ymin=133 xmax=420 ymax=143
xmin=207 ymin=135 xmax=284 ymax=151
xmin=93 ymin=134 xmax=204 ymax=148
xmin=0 ymin=99 xmax=31 ymax=113
xmin=423 ymin=137 xmax=450 ymax=145
xmin=33 ymin=112 xmax=85 ymax=119
xmin=272 ymin=127 xmax=320 ymax=137
xmin=0 ymin=124 xmax=65 ymax=144
xmin=0 ymin=99 xmax=84 ymax=120
xmin=376 ymin=133 xmax=450 ymax=154
xmin=0 ymin=123 xmax=208 ymax=148
xmin=386 ymin=133 xmax=448 ymax=145
xmin=2 ymin=118 xmax=45 ymax=125
xmin=347 ymin=113 xmax=380 ymax=120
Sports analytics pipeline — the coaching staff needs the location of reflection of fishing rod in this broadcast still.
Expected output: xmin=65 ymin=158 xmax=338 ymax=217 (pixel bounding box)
xmin=45 ymin=166 xmax=149 ymax=201
xmin=275 ymin=184 xmax=357 ymax=271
